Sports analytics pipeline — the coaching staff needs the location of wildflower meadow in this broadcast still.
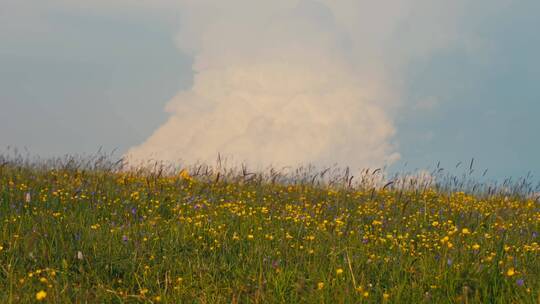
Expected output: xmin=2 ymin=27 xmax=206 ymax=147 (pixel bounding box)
xmin=0 ymin=156 xmax=539 ymax=303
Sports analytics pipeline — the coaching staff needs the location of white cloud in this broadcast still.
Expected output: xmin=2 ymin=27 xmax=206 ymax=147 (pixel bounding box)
xmin=125 ymin=0 xmax=509 ymax=170
xmin=125 ymin=1 xmax=407 ymax=169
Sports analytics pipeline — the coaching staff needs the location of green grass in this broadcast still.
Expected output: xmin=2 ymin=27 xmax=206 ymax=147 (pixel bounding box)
xmin=0 ymin=159 xmax=539 ymax=303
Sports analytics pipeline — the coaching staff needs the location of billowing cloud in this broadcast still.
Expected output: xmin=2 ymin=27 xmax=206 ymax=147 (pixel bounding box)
xmin=114 ymin=0 xmax=504 ymax=169
xmin=124 ymin=1 xmax=397 ymax=169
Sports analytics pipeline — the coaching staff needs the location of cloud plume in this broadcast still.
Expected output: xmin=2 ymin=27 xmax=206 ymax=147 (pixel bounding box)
xmin=125 ymin=0 xmax=489 ymax=169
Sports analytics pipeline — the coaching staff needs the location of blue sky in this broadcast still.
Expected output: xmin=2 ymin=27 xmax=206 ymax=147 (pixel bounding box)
xmin=397 ymin=1 xmax=540 ymax=178
xmin=1 ymin=1 xmax=539 ymax=180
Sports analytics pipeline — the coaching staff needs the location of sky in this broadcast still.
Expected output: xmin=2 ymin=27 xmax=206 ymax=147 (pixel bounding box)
xmin=1 ymin=0 xmax=539 ymax=180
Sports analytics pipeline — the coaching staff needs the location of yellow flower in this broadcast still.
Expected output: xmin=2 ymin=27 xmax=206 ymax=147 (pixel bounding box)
xmin=247 ymin=234 xmax=254 ymax=240
xmin=461 ymin=228 xmax=471 ymax=235
xmin=179 ymin=170 xmax=192 ymax=180
xmin=383 ymin=293 xmax=390 ymax=300
xmin=317 ymin=282 xmax=325 ymax=290
xmin=36 ymin=290 xmax=47 ymax=301
xmin=336 ymin=268 xmax=344 ymax=275
xmin=431 ymin=221 xmax=439 ymax=227
xmin=506 ymin=268 xmax=516 ymax=277
xmin=472 ymin=244 xmax=480 ymax=250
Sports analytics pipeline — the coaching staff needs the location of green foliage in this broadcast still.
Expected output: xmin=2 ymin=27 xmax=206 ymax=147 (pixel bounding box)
xmin=0 ymin=162 xmax=538 ymax=303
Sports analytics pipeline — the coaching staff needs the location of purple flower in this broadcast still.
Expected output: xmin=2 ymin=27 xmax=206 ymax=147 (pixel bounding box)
xmin=131 ymin=207 xmax=137 ymax=216
xmin=122 ymin=235 xmax=129 ymax=243
xmin=447 ymin=258 xmax=453 ymax=266
xmin=516 ymin=279 xmax=525 ymax=287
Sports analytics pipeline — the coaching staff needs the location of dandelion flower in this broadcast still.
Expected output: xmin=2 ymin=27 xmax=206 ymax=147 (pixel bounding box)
xmin=506 ymin=268 xmax=516 ymax=277
xmin=336 ymin=268 xmax=344 ymax=275
xmin=317 ymin=282 xmax=325 ymax=290
xmin=35 ymin=290 xmax=47 ymax=301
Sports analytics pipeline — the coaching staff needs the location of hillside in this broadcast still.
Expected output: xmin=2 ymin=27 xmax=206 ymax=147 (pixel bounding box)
xmin=1 ymin=161 xmax=539 ymax=303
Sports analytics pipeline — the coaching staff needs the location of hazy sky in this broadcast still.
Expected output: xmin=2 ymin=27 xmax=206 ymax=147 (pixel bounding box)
xmin=1 ymin=1 xmax=539 ymax=180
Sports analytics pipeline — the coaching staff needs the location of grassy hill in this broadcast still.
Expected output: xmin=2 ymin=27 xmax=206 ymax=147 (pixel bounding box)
xmin=0 ymin=158 xmax=539 ymax=303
